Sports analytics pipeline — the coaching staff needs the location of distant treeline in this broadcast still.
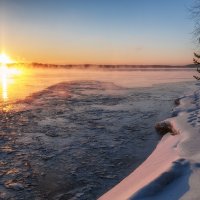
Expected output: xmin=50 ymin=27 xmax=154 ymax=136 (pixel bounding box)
xmin=8 ymin=62 xmax=195 ymax=69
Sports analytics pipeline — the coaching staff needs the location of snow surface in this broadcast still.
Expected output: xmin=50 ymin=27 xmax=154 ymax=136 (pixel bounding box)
xmin=99 ymin=83 xmax=200 ymax=200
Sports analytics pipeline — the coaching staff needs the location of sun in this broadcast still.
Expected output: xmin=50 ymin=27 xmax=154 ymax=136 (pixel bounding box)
xmin=0 ymin=53 xmax=13 ymax=65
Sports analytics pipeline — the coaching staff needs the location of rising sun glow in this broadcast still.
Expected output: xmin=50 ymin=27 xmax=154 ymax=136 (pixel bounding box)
xmin=0 ymin=53 xmax=13 ymax=65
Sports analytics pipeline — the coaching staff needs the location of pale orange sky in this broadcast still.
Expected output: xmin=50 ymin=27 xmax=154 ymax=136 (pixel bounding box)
xmin=0 ymin=0 xmax=194 ymax=65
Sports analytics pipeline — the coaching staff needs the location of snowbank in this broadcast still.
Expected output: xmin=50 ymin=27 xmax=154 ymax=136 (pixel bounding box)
xmin=99 ymin=83 xmax=200 ymax=200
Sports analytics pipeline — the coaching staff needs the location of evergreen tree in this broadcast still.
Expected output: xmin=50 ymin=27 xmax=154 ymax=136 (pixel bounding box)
xmin=191 ymin=1 xmax=200 ymax=79
xmin=193 ymin=52 xmax=200 ymax=80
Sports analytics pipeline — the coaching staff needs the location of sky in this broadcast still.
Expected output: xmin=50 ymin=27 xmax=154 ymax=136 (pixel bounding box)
xmin=0 ymin=0 xmax=196 ymax=65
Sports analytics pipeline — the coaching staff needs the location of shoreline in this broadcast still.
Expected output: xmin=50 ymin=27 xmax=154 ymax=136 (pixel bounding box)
xmin=99 ymin=82 xmax=199 ymax=200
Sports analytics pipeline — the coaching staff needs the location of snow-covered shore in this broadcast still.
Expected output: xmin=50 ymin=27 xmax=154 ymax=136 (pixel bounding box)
xmin=99 ymin=83 xmax=200 ymax=200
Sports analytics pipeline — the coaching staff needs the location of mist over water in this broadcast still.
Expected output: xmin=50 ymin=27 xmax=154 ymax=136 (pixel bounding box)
xmin=0 ymin=67 xmax=195 ymax=105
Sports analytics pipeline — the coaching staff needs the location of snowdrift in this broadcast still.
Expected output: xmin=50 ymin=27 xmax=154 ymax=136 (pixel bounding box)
xmin=100 ymin=83 xmax=200 ymax=200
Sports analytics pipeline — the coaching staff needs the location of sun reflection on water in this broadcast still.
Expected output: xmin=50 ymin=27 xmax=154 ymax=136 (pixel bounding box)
xmin=1 ymin=65 xmax=8 ymax=100
xmin=0 ymin=64 xmax=22 ymax=102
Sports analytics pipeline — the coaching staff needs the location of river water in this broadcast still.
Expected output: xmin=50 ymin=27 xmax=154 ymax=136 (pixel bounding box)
xmin=0 ymin=67 xmax=196 ymax=199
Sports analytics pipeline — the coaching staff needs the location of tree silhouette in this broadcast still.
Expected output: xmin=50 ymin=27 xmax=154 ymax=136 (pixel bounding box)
xmin=191 ymin=0 xmax=200 ymax=80
xmin=193 ymin=52 xmax=200 ymax=80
